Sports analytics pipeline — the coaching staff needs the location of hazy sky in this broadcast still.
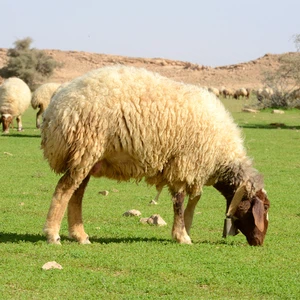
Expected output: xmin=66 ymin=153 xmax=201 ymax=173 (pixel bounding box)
xmin=1 ymin=0 xmax=300 ymax=67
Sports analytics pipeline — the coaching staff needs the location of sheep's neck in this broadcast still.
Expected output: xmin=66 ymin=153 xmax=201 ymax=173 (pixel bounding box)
xmin=213 ymin=181 xmax=237 ymax=212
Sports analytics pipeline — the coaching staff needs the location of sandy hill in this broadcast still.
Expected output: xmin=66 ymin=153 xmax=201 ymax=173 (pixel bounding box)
xmin=0 ymin=48 xmax=298 ymax=89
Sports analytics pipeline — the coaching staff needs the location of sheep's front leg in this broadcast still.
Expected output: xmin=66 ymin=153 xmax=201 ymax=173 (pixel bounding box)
xmin=44 ymin=172 xmax=79 ymax=244
xmin=184 ymin=194 xmax=201 ymax=235
xmin=68 ymin=175 xmax=91 ymax=244
xmin=172 ymin=192 xmax=192 ymax=244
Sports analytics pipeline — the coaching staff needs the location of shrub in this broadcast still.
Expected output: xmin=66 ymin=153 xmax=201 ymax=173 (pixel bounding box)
xmin=0 ymin=37 xmax=61 ymax=90
xmin=258 ymin=34 xmax=300 ymax=109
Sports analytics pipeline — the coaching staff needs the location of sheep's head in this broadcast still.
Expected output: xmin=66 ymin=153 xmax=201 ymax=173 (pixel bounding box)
xmin=1 ymin=114 xmax=13 ymax=134
xmin=226 ymin=185 xmax=270 ymax=246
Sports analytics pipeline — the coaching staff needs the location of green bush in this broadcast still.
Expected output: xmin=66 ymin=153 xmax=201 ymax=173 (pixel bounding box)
xmin=0 ymin=37 xmax=61 ymax=90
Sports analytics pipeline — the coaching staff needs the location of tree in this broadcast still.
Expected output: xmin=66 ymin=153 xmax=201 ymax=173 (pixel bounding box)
xmin=259 ymin=34 xmax=300 ymax=109
xmin=0 ymin=37 xmax=61 ymax=90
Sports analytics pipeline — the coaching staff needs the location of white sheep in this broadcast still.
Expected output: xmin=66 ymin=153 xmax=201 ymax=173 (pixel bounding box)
xmin=31 ymin=82 xmax=61 ymax=128
xmin=0 ymin=77 xmax=31 ymax=133
xmin=256 ymin=87 xmax=274 ymax=102
xmin=41 ymin=66 xmax=270 ymax=246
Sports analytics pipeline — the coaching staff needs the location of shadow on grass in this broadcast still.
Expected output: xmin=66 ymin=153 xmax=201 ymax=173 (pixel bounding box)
xmin=195 ymin=239 xmax=246 ymax=246
xmin=0 ymin=232 xmax=170 ymax=244
xmin=0 ymin=232 xmax=47 ymax=243
xmin=89 ymin=236 xmax=170 ymax=244
xmin=240 ymin=123 xmax=300 ymax=130
xmin=1 ymin=133 xmax=41 ymax=138
xmin=0 ymin=232 xmax=246 ymax=246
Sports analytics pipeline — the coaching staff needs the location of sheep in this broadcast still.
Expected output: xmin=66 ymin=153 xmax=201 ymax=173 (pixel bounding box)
xmin=0 ymin=77 xmax=31 ymax=133
xmin=220 ymin=87 xmax=235 ymax=98
xmin=31 ymin=82 xmax=61 ymax=128
xmin=233 ymin=88 xmax=248 ymax=99
xmin=208 ymin=86 xmax=220 ymax=97
xmin=256 ymin=88 xmax=274 ymax=102
xmin=41 ymin=65 xmax=270 ymax=246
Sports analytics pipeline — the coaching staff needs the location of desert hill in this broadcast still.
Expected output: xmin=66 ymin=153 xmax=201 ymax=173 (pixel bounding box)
xmin=0 ymin=48 xmax=298 ymax=89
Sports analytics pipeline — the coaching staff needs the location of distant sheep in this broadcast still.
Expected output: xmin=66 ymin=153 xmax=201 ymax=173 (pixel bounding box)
xmin=31 ymin=82 xmax=61 ymax=128
xmin=233 ymin=88 xmax=248 ymax=99
xmin=0 ymin=77 xmax=31 ymax=133
xmin=41 ymin=66 xmax=270 ymax=246
xmin=208 ymin=87 xmax=220 ymax=97
xmin=220 ymin=87 xmax=235 ymax=98
xmin=256 ymin=88 xmax=274 ymax=102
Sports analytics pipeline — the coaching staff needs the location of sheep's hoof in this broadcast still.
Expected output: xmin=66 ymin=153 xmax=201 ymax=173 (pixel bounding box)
xmin=80 ymin=237 xmax=91 ymax=245
xmin=47 ymin=236 xmax=62 ymax=245
xmin=69 ymin=232 xmax=91 ymax=244
xmin=177 ymin=236 xmax=192 ymax=245
xmin=173 ymin=232 xmax=192 ymax=244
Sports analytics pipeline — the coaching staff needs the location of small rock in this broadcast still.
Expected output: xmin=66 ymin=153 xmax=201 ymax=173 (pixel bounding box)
xmin=139 ymin=218 xmax=149 ymax=224
xmin=42 ymin=261 xmax=63 ymax=270
xmin=123 ymin=209 xmax=142 ymax=217
xmin=242 ymin=108 xmax=259 ymax=113
xmin=146 ymin=214 xmax=167 ymax=226
xmin=99 ymin=190 xmax=109 ymax=196
xmin=4 ymin=152 xmax=13 ymax=156
xmin=272 ymin=109 xmax=284 ymax=114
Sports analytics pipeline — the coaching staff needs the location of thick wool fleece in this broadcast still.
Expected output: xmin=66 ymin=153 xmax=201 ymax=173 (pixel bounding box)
xmin=0 ymin=77 xmax=31 ymax=116
xmin=41 ymin=66 xmax=250 ymax=195
xmin=31 ymin=82 xmax=61 ymax=110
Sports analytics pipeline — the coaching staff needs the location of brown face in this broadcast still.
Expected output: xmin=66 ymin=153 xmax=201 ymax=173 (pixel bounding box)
xmin=233 ymin=189 xmax=270 ymax=246
xmin=1 ymin=114 xmax=13 ymax=133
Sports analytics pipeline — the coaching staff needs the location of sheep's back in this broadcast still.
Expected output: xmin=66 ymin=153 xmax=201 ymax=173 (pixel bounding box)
xmin=31 ymin=83 xmax=61 ymax=109
xmin=41 ymin=66 xmax=246 ymax=184
xmin=0 ymin=77 xmax=31 ymax=115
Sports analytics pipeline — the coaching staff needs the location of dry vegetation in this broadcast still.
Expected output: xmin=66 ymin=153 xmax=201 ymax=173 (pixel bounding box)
xmin=1 ymin=47 xmax=299 ymax=90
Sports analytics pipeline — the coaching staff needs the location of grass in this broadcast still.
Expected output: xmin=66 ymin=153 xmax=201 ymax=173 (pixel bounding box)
xmin=1 ymin=100 xmax=300 ymax=299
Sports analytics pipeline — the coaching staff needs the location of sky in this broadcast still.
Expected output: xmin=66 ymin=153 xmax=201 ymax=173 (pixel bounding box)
xmin=1 ymin=0 xmax=300 ymax=67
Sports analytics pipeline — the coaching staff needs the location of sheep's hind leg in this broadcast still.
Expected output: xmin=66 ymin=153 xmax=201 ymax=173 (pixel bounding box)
xmin=184 ymin=194 xmax=201 ymax=235
xmin=44 ymin=171 xmax=82 ymax=244
xmin=172 ymin=191 xmax=192 ymax=244
xmin=68 ymin=175 xmax=91 ymax=244
xmin=36 ymin=108 xmax=42 ymax=128
xmin=16 ymin=115 xmax=23 ymax=131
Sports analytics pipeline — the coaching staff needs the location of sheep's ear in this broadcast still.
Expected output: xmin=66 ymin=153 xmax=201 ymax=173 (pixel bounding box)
xmin=252 ymin=197 xmax=265 ymax=232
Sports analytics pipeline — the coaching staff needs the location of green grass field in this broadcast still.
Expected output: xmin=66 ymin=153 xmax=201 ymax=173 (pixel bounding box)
xmin=1 ymin=98 xmax=300 ymax=299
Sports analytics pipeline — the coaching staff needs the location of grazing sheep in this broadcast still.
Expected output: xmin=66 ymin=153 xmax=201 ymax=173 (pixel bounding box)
xmin=256 ymin=88 xmax=274 ymax=102
xmin=208 ymin=87 xmax=220 ymax=97
xmin=233 ymin=88 xmax=248 ymax=99
xmin=220 ymin=87 xmax=235 ymax=98
xmin=31 ymin=82 xmax=61 ymax=128
xmin=0 ymin=77 xmax=31 ymax=133
xmin=41 ymin=66 xmax=270 ymax=246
